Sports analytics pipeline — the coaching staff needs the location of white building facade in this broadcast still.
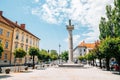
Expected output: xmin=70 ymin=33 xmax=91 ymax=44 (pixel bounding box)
xmin=73 ymin=41 xmax=96 ymax=61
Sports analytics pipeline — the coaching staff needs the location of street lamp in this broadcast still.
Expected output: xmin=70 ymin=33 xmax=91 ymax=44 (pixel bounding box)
xmin=59 ymin=44 xmax=61 ymax=64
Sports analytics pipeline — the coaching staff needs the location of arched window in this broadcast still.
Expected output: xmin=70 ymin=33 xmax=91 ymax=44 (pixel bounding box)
xmin=6 ymin=32 xmax=10 ymax=37
xmin=0 ymin=28 xmax=3 ymax=35
xmin=5 ymin=41 xmax=9 ymax=49
xmin=15 ymin=42 xmax=18 ymax=49
xmin=16 ymin=30 xmax=19 ymax=40
xmin=21 ymin=32 xmax=24 ymax=42
xmin=26 ymin=35 xmax=28 ymax=43
xmin=30 ymin=37 xmax=32 ymax=45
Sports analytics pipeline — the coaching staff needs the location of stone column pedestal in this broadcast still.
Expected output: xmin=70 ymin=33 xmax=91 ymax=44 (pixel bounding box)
xmin=66 ymin=20 xmax=74 ymax=63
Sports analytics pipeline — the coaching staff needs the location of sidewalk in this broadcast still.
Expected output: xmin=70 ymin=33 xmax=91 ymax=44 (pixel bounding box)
xmin=0 ymin=65 xmax=120 ymax=80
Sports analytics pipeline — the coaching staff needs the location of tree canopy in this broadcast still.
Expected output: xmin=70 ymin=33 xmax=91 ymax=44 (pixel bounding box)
xmin=99 ymin=0 xmax=120 ymax=39
xmin=85 ymin=50 xmax=96 ymax=61
xmin=60 ymin=51 xmax=68 ymax=62
xmin=14 ymin=48 xmax=26 ymax=58
xmin=38 ymin=49 xmax=50 ymax=62
xmin=49 ymin=50 xmax=58 ymax=60
xmin=28 ymin=47 xmax=39 ymax=56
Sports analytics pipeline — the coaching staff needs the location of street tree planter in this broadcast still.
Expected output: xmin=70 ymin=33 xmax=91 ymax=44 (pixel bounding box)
xmin=5 ymin=68 xmax=10 ymax=74
xmin=25 ymin=67 xmax=28 ymax=71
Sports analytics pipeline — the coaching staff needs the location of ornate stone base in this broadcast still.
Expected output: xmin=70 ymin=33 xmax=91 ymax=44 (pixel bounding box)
xmin=67 ymin=60 xmax=74 ymax=64
xmin=58 ymin=63 xmax=84 ymax=68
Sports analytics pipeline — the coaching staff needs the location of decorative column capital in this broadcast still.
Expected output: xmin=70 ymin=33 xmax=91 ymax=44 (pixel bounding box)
xmin=66 ymin=19 xmax=74 ymax=30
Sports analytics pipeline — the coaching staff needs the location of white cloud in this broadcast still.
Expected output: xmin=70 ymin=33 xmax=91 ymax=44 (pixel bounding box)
xmin=73 ymin=35 xmax=81 ymax=44
xmin=34 ymin=0 xmax=39 ymax=3
xmin=31 ymin=0 xmax=114 ymax=42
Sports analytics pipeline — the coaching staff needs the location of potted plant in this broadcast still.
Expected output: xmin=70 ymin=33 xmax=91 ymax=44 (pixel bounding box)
xmin=35 ymin=66 xmax=37 ymax=69
xmin=25 ymin=67 xmax=28 ymax=71
xmin=5 ymin=68 xmax=10 ymax=74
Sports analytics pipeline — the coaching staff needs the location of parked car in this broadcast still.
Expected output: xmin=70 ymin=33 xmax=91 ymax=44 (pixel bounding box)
xmin=110 ymin=61 xmax=118 ymax=70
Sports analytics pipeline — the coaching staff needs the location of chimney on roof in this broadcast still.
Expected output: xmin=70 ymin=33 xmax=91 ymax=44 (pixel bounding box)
xmin=20 ymin=24 xmax=25 ymax=29
xmin=15 ymin=21 xmax=18 ymax=24
xmin=0 ymin=11 xmax=3 ymax=16
xmin=83 ymin=41 xmax=85 ymax=43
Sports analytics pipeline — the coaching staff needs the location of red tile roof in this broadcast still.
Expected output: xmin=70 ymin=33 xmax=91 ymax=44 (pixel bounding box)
xmin=78 ymin=41 xmax=96 ymax=49
xmin=0 ymin=12 xmax=40 ymax=40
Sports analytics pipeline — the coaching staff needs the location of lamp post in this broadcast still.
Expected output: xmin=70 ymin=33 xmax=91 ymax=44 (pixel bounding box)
xmin=59 ymin=44 xmax=61 ymax=64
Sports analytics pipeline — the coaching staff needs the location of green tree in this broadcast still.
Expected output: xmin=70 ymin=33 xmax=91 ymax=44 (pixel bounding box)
xmin=60 ymin=51 xmax=68 ymax=62
xmin=38 ymin=49 xmax=50 ymax=62
xmin=99 ymin=17 xmax=107 ymax=40
xmin=99 ymin=0 xmax=120 ymax=71
xmin=78 ymin=56 xmax=86 ymax=62
xmin=14 ymin=48 xmax=27 ymax=58
xmin=99 ymin=0 xmax=120 ymax=39
xmin=107 ymin=37 xmax=120 ymax=71
xmin=99 ymin=37 xmax=114 ymax=70
xmin=112 ymin=0 xmax=120 ymax=37
xmin=86 ymin=50 xmax=96 ymax=66
xmin=0 ymin=43 xmax=3 ymax=57
xmin=29 ymin=47 xmax=39 ymax=69
xmin=14 ymin=48 xmax=27 ymax=71
xmin=49 ymin=50 xmax=58 ymax=61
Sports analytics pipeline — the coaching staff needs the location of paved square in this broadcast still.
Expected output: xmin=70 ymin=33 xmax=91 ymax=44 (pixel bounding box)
xmin=0 ymin=65 xmax=120 ymax=80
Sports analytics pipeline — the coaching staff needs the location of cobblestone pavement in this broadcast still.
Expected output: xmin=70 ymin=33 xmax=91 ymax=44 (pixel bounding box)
xmin=0 ymin=65 xmax=120 ymax=80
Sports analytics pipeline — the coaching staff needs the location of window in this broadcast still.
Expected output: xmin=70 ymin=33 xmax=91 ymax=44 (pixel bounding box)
xmin=37 ymin=41 xmax=39 ymax=47
xmin=0 ymin=28 xmax=3 ymax=35
xmin=4 ymin=53 xmax=7 ymax=60
xmin=15 ymin=43 xmax=18 ymax=49
xmin=6 ymin=32 xmax=10 ymax=37
xmin=0 ymin=39 xmax=2 ymax=43
xmin=26 ymin=46 xmax=28 ymax=52
xmin=80 ymin=49 xmax=82 ymax=52
xmin=84 ymin=49 xmax=86 ymax=52
xmin=21 ymin=34 xmax=24 ymax=42
xmin=16 ymin=31 xmax=19 ymax=40
xmin=36 ymin=40 xmax=37 ymax=46
xmin=5 ymin=41 xmax=9 ymax=49
xmin=30 ymin=38 xmax=32 ymax=45
xmin=26 ymin=36 xmax=28 ymax=43
xmin=33 ymin=41 xmax=34 ymax=45
xmin=21 ymin=44 xmax=24 ymax=48
xmin=34 ymin=40 xmax=36 ymax=45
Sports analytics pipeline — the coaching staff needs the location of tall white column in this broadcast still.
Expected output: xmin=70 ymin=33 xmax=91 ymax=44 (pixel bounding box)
xmin=66 ymin=20 xmax=74 ymax=63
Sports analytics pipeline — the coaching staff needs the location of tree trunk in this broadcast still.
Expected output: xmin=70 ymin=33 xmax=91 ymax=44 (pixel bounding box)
xmin=99 ymin=58 xmax=102 ymax=68
xmin=93 ymin=59 xmax=95 ymax=66
xmin=106 ymin=57 xmax=110 ymax=71
xmin=33 ymin=55 xmax=35 ymax=69
xmin=18 ymin=58 xmax=20 ymax=72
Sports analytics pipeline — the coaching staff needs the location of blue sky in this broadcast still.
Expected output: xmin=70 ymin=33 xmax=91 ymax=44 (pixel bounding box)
xmin=0 ymin=0 xmax=114 ymax=53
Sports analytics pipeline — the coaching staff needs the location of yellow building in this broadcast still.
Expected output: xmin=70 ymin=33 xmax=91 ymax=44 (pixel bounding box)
xmin=0 ymin=11 xmax=40 ymax=65
xmin=11 ymin=23 xmax=40 ymax=64
xmin=0 ymin=11 xmax=14 ymax=65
